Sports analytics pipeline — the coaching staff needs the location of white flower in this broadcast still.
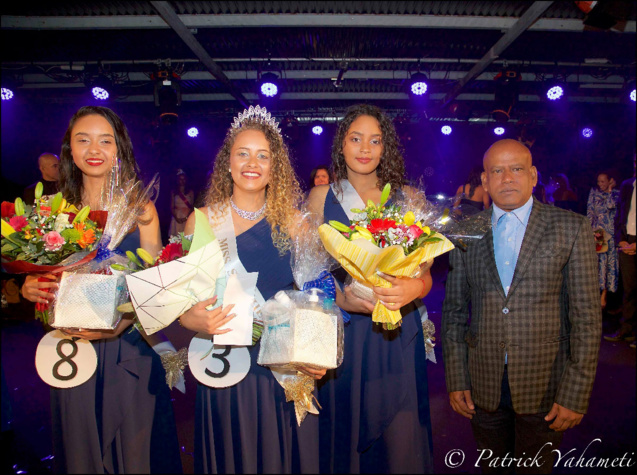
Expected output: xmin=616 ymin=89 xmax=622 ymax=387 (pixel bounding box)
xmin=54 ymin=213 xmax=71 ymax=233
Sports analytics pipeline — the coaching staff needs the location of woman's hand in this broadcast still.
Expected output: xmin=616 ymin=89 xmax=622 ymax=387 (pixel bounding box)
xmin=21 ymin=274 xmax=59 ymax=304
xmin=296 ymin=366 xmax=327 ymax=380
xmin=373 ymin=271 xmax=430 ymax=310
xmin=178 ymin=296 xmax=236 ymax=334
xmin=61 ymin=315 xmax=134 ymax=341
xmin=336 ymin=285 xmax=376 ymax=314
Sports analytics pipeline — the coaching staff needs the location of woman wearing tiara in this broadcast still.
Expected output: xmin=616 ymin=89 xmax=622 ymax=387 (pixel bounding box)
xmin=179 ymin=106 xmax=324 ymax=473
xmin=169 ymin=169 xmax=194 ymax=237
xmin=21 ymin=106 xmax=182 ymax=474
xmin=307 ymin=104 xmax=434 ymax=473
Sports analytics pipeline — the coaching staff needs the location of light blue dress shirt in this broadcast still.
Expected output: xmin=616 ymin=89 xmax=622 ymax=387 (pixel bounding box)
xmin=491 ymin=196 xmax=534 ymax=296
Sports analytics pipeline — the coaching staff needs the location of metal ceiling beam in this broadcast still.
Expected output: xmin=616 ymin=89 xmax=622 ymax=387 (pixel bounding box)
xmin=4 ymin=14 xmax=634 ymax=32
xmin=441 ymin=1 xmax=555 ymax=108
xmin=149 ymin=1 xmax=249 ymax=108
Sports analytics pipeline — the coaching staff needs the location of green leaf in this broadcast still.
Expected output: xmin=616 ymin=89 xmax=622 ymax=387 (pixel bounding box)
xmin=380 ymin=183 xmax=391 ymax=205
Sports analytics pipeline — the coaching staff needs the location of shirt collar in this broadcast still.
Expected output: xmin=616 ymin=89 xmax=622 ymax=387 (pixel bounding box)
xmin=492 ymin=196 xmax=534 ymax=228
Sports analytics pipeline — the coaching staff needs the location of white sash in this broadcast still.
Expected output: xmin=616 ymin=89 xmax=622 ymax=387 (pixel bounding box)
xmin=208 ymin=205 xmax=264 ymax=346
xmin=331 ymin=180 xmax=366 ymax=221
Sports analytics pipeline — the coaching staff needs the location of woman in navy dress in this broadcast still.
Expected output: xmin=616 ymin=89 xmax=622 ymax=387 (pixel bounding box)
xmin=21 ymin=106 xmax=181 ymax=473
xmin=179 ymin=107 xmax=324 ymax=473
xmin=307 ymin=104 xmax=434 ymax=473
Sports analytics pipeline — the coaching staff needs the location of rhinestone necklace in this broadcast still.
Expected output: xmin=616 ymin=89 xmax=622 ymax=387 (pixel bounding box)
xmin=230 ymin=197 xmax=266 ymax=221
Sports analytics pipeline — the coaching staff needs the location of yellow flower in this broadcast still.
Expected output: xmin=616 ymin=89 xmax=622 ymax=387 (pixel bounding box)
xmin=403 ymin=211 xmax=416 ymax=226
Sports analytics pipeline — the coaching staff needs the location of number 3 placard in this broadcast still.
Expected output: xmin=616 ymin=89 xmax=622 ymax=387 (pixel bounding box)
xmin=35 ymin=330 xmax=98 ymax=388
xmin=188 ymin=333 xmax=250 ymax=388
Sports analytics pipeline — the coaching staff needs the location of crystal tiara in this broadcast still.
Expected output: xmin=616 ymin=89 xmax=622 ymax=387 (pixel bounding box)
xmin=231 ymin=105 xmax=281 ymax=134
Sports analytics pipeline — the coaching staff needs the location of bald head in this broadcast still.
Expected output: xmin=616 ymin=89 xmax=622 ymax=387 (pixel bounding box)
xmin=38 ymin=153 xmax=60 ymax=182
xmin=481 ymin=139 xmax=537 ymax=212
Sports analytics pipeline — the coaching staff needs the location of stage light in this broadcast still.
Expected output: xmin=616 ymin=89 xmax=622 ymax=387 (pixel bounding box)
xmin=92 ymin=86 xmax=109 ymax=100
xmin=631 ymin=89 xmax=636 ymax=102
xmin=582 ymin=127 xmax=593 ymax=138
xmin=312 ymin=125 xmax=323 ymax=135
xmin=436 ymin=194 xmax=446 ymax=200
xmin=441 ymin=125 xmax=452 ymax=135
xmin=153 ymin=69 xmax=181 ymax=124
xmin=187 ymin=127 xmax=199 ymax=138
xmin=409 ymin=72 xmax=428 ymax=96
xmin=260 ymin=72 xmax=279 ymax=98
xmin=494 ymin=127 xmax=505 ymax=136
xmin=546 ymin=85 xmax=564 ymax=101
xmin=1 ymin=87 xmax=14 ymax=101
xmin=492 ymin=69 xmax=521 ymax=122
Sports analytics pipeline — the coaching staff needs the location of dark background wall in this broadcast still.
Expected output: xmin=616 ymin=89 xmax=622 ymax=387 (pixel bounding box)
xmin=2 ymin=97 xmax=635 ymax=241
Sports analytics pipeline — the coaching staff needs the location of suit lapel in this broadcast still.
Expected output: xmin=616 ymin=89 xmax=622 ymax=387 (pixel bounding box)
xmin=477 ymin=209 xmax=507 ymax=300
xmin=507 ymin=199 xmax=547 ymax=299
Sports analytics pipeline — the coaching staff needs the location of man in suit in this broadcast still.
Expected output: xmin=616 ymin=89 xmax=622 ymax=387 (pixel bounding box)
xmin=604 ymin=170 xmax=636 ymax=346
xmin=442 ymin=139 xmax=601 ymax=474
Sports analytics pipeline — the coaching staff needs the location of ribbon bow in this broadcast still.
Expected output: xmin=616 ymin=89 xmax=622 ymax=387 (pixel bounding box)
xmin=302 ymin=270 xmax=351 ymax=323
xmin=94 ymin=235 xmax=123 ymax=262
xmin=282 ymin=373 xmax=322 ymax=426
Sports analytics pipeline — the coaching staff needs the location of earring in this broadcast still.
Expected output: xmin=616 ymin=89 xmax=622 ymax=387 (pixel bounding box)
xmin=228 ymin=168 xmax=232 ymax=173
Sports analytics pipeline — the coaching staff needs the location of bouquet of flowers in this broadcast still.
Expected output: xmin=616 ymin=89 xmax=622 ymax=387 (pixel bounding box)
xmin=1 ymin=184 xmax=105 ymax=323
xmin=593 ymin=227 xmax=610 ymax=253
xmin=47 ymin=175 xmax=160 ymax=330
xmin=319 ymin=184 xmax=454 ymax=329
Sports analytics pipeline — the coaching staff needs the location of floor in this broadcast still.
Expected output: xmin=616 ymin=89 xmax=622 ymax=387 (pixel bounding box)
xmin=2 ymin=261 xmax=635 ymax=474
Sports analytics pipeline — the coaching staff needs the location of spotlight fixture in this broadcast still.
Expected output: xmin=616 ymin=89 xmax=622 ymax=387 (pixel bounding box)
xmin=259 ymin=72 xmax=279 ymax=98
xmin=152 ymin=69 xmax=181 ymax=124
xmin=492 ymin=68 xmax=521 ymax=122
xmin=312 ymin=124 xmax=324 ymax=136
xmin=409 ymin=72 xmax=428 ymax=96
xmin=90 ymin=74 xmax=112 ymax=101
xmin=494 ymin=127 xmax=506 ymax=136
xmin=1 ymin=87 xmax=14 ymax=101
xmin=187 ymin=127 xmax=199 ymax=138
xmin=631 ymin=89 xmax=636 ymax=102
xmin=441 ymin=125 xmax=452 ymax=135
xmin=546 ymin=85 xmax=564 ymax=101
xmin=581 ymin=127 xmax=594 ymax=138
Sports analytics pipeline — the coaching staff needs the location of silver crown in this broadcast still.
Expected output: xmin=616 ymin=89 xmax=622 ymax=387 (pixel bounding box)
xmin=231 ymin=105 xmax=281 ymax=134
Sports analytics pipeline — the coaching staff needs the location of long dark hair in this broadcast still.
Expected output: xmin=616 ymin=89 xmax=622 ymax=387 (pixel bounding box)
xmin=331 ymin=104 xmax=405 ymax=195
xmin=59 ymin=106 xmax=142 ymax=206
xmin=464 ymin=166 xmax=484 ymax=199
xmin=309 ymin=165 xmax=331 ymax=188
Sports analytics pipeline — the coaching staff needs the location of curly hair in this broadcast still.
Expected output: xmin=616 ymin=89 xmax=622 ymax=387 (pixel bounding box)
xmin=331 ymin=104 xmax=405 ymax=196
xmin=59 ymin=106 xmax=145 ymax=209
xmin=204 ymin=119 xmax=303 ymax=254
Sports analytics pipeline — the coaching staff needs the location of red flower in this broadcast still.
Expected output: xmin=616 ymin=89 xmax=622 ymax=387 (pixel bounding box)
xmin=367 ymin=219 xmax=396 ymax=234
xmin=88 ymin=210 xmax=108 ymax=230
xmin=407 ymin=225 xmax=424 ymax=240
xmin=1 ymin=202 xmax=15 ymax=218
xmin=8 ymin=215 xmax=28 ymax=232
xmin=158 ymin=242 xmax=184 ymax=264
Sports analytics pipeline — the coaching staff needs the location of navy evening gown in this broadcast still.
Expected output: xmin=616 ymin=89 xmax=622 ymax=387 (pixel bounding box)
xmin=194 ymin=218 xmax=320 ymax=474
xmin=50 ymin=229 xmax=182 ymax=474
xmin=317 ymin=187 xmax=434 ymax=474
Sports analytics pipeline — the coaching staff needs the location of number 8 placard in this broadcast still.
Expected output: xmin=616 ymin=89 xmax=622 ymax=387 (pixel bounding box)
xmin=188 ymin=333 xmax=250 ymax=388
xmin=35 ymin=330 xmax=98 ymax=388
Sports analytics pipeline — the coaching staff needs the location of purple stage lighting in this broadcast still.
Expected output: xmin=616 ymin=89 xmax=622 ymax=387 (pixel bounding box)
xmin=441 ymin=125 xmax=452 ymax=135
xmin=581 ymin=127 xmax=593 ymax=138
xmin=631 ymin=89 xmax=636 ymax=102
xmin=260 ymin=82 xmax=278 ymax=97
xmin=1 ymin=87 xmax=14 ymax=101
xmin=92 ymin=86 xmax=109 ymax=100
xmin=312 ymin=125 xmax=323 ymax=135
xmin=187 ymin=127 xmax=199 ymax=138
xmin=546 ymin=85 xmax=564 ymax=101
xmin=411 ymin=81 xmax=428 ymax=96
xmin=494 ymin=127 xmax=505 ymax=136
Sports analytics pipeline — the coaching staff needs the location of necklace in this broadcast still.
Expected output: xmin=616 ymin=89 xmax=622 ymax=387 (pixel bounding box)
xmin=230 ymin=197 xmax=266 ymax=221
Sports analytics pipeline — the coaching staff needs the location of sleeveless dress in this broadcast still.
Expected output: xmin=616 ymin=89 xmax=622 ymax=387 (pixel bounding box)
xmin=169 ymin=191 xmax=195 ymax=237
xmin=50 ymin=229 xmax=182 ymax=474
xmin=458 ymin=198 xmax=484 ymax=216
xmin=194 ymin=218 xmax=320 ymax=474
xmin=317 ymin=187 xmax=433 ymax=474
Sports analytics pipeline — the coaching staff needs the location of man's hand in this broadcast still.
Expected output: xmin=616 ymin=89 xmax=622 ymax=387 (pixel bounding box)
xmin=618 ymin=241 xmax=636 ymax=256
xmin=449 ymin=390 xmax=476 ymax=419
xmin=545 ymin=403 xmax=584 ymax=431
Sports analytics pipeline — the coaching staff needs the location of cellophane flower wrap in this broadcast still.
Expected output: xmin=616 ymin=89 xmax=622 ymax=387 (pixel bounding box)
xmin=258 ymin=212 xmax=344 ymax=370
xmin=1 ymin=184 xmax=105 ymax=323
xmin=318 ymin=184 xmax=455 ymax=329
xmin=47 ymin=174 xmax=160 ymax=330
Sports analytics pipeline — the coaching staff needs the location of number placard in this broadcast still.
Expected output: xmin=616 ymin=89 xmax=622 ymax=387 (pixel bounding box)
xmin=188 ymin=333 xmax=250 ymax=388
xmin=35 ymin=330 xmax=98 ymax=388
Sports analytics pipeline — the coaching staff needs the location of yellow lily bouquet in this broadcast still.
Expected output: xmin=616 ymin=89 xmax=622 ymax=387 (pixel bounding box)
xmin=318 ymin=184 xmax=454 ymax=329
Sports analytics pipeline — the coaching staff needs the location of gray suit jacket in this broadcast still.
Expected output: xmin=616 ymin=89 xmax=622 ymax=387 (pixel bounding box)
xmin=442 ymin=198 xmax=601 ymax=414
